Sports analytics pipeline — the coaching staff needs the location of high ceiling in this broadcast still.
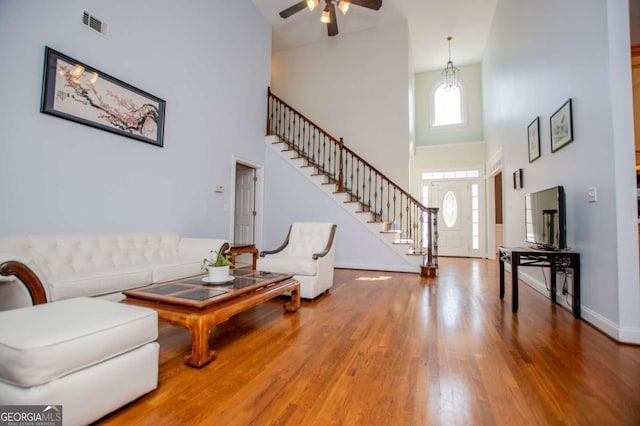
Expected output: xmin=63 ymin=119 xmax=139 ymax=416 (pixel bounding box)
xmin=252 ymin=0 xmax=498 ymax=73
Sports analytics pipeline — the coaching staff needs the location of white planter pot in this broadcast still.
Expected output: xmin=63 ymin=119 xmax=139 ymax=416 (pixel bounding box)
xmin=208 ymin=265 xmax=230 ymax=282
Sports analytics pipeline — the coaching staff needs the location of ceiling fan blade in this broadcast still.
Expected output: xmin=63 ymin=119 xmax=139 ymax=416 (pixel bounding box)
xmin=279 ymin=1 xmax=307 ymax=19
xmin=327 ymin=1 xmax=338 ymax=36
xmin=350 ymin=0 xmax=382 ymax=11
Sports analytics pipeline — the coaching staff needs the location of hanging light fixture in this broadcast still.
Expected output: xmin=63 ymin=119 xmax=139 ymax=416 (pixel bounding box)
xmin=320 ymin=3 xmax=331 ymax=23
xmin=441 ymin=36 xmax=460 ymax=90
xmin=306 ymin=0 xmax=318 ymax=11
xmin=337 ymin=0 xmax=350 ymax=14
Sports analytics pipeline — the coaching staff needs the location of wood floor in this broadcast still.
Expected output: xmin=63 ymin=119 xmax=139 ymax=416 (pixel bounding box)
xmin=98 ymin=258 xmax=640 ymax=425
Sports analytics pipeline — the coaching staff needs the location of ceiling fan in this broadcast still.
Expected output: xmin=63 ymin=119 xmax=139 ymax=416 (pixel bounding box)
xmin=279 ymin=0 xmax=382 ymax=37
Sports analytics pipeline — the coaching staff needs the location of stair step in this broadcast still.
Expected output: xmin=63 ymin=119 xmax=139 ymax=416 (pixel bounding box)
xmin=381 ymin=229 xmax=403 ymax=234
xmin=393 ymin=239 xmax=414 ymax=245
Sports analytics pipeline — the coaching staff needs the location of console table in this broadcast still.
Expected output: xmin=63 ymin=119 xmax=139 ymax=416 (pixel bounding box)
xmin=498 ymin=246 xmax=581 ymax=318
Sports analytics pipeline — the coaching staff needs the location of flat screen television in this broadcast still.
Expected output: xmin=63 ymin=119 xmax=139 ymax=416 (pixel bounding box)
xmin=525 ymin=185 xmax=566 ymax=250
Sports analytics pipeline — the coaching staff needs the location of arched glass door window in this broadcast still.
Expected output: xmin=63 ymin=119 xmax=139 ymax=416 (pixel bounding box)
xmin=431 ymin=83 xmax=464 ymax=127
xmin=442 ymin=191 xmax=458 ymax=228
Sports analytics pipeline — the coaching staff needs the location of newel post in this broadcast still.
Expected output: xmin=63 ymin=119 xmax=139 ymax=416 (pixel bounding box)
xmin=421 ymin=209 xmax=438 ymax=278
xmin=266 ymin=87 xmax=271 ymax=136
xmin=337 ymin=138 xmax=345 ymax=193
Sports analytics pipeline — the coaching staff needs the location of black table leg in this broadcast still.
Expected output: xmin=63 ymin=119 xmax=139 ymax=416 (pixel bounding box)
xmin=499 ymin=251 xmax=505 ymax=300
xmin=511 ymin=252 xmax=519 ymax=314
xmin=550 ymin=261 xmax=557 ymax=304
xmin=572 ymin=254 xmax=581 ymax=319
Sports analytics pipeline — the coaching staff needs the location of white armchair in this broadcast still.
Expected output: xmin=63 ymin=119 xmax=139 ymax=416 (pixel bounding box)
xmin=257 ymin=222 xmax=337 ymax=300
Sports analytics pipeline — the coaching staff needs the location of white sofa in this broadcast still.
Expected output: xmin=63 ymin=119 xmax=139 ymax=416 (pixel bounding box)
xmin=0 ymin=232 xmax=227 ymax=310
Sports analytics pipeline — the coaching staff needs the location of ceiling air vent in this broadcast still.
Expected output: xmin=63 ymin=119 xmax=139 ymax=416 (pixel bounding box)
xmin=82 ymin=11 xmax=109 ymax=37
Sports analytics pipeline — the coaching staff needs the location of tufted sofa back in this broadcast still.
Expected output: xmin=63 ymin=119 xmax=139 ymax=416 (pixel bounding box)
xmin=286 ymin=222 xmax=335 ymax=258
xmin=0 ymin=233 xmax=182 ymax=278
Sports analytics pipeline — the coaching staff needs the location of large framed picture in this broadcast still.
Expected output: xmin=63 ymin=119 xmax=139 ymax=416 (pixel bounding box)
xmin=527 ymin=117 xmax=540 ymax=163
xmin=550 ymin=99 xmax=573 ymax=153
xmin=41 ymin=47 xmax=166 ymax=147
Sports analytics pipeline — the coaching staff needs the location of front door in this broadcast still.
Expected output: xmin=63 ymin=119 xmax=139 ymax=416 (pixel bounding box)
xmin=431 ymin=180 xmax=471 ymax=257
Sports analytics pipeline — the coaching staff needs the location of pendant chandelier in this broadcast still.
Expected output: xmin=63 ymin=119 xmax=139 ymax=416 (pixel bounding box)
xmin=441 ymin=36 xmax=460 ymax=90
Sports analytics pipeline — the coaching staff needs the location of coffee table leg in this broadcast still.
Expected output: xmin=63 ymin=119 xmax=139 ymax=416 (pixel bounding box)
xmin=284 ymin=282 xmax=301 ymax=313
xmin=184 ymin=319 xmax=217 ymax=368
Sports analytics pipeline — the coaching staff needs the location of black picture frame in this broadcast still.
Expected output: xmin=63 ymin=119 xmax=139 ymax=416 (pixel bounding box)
xmin=550 ymin=98 xmax=573 ymax=153
xmin=41 ymin=46 xmax=166 ymax=147
xmin=513 ymin=168 xmax=523 ymax=190
xmin=528 ymin=117 xmax=540 ymax=163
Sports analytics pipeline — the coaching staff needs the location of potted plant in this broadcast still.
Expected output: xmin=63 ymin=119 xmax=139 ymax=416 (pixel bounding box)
xmin=201 ymin=250 xmax=234 ymax=282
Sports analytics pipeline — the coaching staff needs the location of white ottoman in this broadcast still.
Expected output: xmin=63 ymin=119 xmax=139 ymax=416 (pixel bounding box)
xmin=0 ymin=297 xmax=159 ymax=426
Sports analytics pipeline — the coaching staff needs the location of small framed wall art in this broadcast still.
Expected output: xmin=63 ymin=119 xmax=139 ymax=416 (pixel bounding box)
xmin=41 ymin=46 xmax=166 ymax=147
xmin=527 ymin=117 xmax=540 ymax=163
xmin=513 ymin=168 xmax=523 ymax=190
xmin=550 ymin=98 xmax=573 ymax=153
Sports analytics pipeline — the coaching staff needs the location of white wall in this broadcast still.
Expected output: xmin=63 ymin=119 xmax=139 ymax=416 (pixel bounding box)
xmin=263 ymin=146 xmax=416 ymax=271
xmin=409 ymin=142 xmax=487 ymax=195
xmin=415 ymin=63 xmax=484 ymax=146
xmin=483 ymin=0 xmax=640 ymax=342
xmin=270 ymin=22 xmax=411 ymax=190
xmin=0 ymin=0 xmax=271 ymax=239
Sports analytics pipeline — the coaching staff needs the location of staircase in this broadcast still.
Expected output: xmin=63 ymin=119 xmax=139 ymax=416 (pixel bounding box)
xmin=266 ymin=88 xmax=438 ymax=275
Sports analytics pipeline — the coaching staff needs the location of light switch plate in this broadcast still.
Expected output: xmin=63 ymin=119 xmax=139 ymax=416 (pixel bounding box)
xmin=588 ymin=187 xmax=597 ymax=203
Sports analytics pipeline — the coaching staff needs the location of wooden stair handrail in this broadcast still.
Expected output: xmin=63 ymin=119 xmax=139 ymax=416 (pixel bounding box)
xmin=267 ymin=87 xmax=439 ymax=272
xmin=267 ymin=88 xmax=341 ymax=145
xmin=267 ymin=88 xmax=436 ymax=215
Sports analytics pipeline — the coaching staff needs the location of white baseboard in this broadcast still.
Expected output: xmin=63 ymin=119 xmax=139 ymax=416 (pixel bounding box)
xmin=335 ymin=262 xmax=417 ymax=274
xmin=510 ymin=265 xmax=640 ymax=344
xmin=619 ymin=326 xmax=640 ymax=344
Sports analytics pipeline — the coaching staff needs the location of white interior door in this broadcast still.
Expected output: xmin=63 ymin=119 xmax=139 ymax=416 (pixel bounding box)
xmin=431 ymin=180 xmax=472 ymax=257
xmin=234 ymin=165 xmax=255 ymax=244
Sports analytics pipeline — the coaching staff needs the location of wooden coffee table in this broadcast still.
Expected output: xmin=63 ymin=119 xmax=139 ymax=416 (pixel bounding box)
xmin=123 ymin=269 xmax=300 ymax=368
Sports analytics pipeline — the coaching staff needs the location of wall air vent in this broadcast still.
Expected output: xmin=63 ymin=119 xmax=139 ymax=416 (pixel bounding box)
xmin=82 ymin=11 xmax=109 ymax=37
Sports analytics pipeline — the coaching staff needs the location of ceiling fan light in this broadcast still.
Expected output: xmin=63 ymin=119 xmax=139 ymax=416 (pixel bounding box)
xmin=338 ymin=0 xmax=350 ymax=14
xmin=306 ymin=0 xmax=318 ymax=11
xmin=320 ymin=5 xmax=331 ymax=23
